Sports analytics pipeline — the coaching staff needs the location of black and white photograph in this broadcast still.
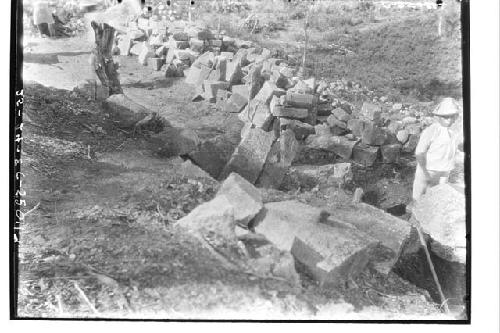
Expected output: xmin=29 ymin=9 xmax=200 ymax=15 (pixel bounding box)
xmin=8 ymin=0 xmax=493 ymax=324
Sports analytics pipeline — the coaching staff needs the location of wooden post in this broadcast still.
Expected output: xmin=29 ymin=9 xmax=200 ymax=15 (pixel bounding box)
xmin=91 ymin=21 xmax=122 ymax=96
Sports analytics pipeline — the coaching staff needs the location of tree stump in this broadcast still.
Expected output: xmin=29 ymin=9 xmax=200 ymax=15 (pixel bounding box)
xmin=91 ymin=21 xmax=122 ymax=95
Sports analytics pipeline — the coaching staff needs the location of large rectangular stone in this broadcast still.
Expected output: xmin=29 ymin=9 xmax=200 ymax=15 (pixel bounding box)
xmin=185 ymin=66 xmax=202 ymax=85
xmin=203 ymin=81 xmax=229 ymax=102
xmin=361 ymin=102 xmax=382 ymax=122
xmin=325 ymin=203 xmax=412 ymax=274
xmin=226 ymin=62 xmax=244 ymax=86
xmin=380 ymin=144 xmax=402 ymax=163
xmin=215 ymin=90 xmax=232 ymax=110
xmin=361 ymin=122 xmax=388 ymax=146
xmin=223 ymin=92 xmax=248 ymax=113
xmin=256 ymin=141 xmax=285 ymax=189
xmin=217 ymin=172 xmax=264 ymax=227
xmin=252 ymin=200 xmax=330 ymax=250
xmin=347 ymin=118 xmax=366 ymax=138
xmin=231 ymin=84 xmax=250 ymax=100
xmin=189 ymin=38 xmax=205 ymax=53
xmin=352 ymin=143 xmax=379 ymax=166
xmin=272 ymin=106 xmax=309 ymax=119
xmin=254 ymin=81 xmax=285 ymax=105
xmin=305 ymin=135 xmax=356 ymax=159
xmin=291 ymin=222 xmax=379 ymax=287
xmin=173 ymin=31 xmax=189 ymax=41
xmin=284 ymin=93 xmax=318 ymax=108
xmin=149 ymin=57 xmax=164 ymax=71
xmin=220 ymin=127 xmax=276 ymax=183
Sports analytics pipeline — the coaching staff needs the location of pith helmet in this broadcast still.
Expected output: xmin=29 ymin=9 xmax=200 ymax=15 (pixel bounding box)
xmin=433 ymin=97 xmax=461 ymax=116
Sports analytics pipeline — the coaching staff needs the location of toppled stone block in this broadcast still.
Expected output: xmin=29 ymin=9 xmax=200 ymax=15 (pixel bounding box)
xmin=347 ymin=118 xmax=366 ymax=138
xmin=333 ymin=162 xmax=353 ymax=185
xmin=252 ymin=200 xmax=330 ymax=250
xmin=414 ymin=184 xmax=466 ymax=263
xmin=172 ymin=31 xmax=189 ymax=41
xmin=243 ymin=100 xmax=274 ymax=130
xmin=305 ymin=135 xmax=356 ymax=159
xmin=226 ymin=62 xmax=244 ymax=86
xmin=332 ymin=108 xmax=351 ymax=122
xmin=315 ymin=123 xmax=331 ymax=136
xmin=254 ymin=81 xmax=285 ymax=105
xmin=326 ymin=115 xmax=347 ymax=129
xmin=256 ymin=141 xmax=286 ymax=189
xmin=220 ymin=51 xmax=234 ymax=61
xmin=203 ymin=81 xmax=229 ymax=102
xmin=215 ymin=90 xmax=232 ymax=110
xmin=223 ymin=92 xmax=248 ymax=113
xmin=291 ymin=222 xmax=379 ymax=287
xmin=361 ymin=102 xmax=382 ymax=122
xmin=149 ymin=57 xmax=164 ymax=71
xmin=352 ymin=143 xmax=379 ymax=166
xmin=217 ymin=172 xmax=264 ymax=227
xmin=103 ymin=94 xmax=152 ymax=128
xmin=284 ymin=93 xmax=318 ymax=108
xmin=326 ymin=202 xmax=412 ymax=274
xmin=185 ymin=66 xmax=203 ymax=85
xmin=272 ymin=106 xmax=309 ymax=119
xmin=381 ymin=144 xmax=402 ymax=163
xmin=279 ymin=119 xmax=315 ymax=140
xmin=188 ymin=137 xmax=232 ymax=179
xmin=220 ymin=127 xmax=276 ymax=183
xmin=361 ymin=122 xmax=388 ymax=146
xmin=189 ymin=38 xmax=205 ymax=53
xmin=195 ymin=51 xmax=216 ymax=68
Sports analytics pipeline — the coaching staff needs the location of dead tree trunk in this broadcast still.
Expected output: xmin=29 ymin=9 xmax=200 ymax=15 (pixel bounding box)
xmin=91 ymin=21 xmax=122 ymax=96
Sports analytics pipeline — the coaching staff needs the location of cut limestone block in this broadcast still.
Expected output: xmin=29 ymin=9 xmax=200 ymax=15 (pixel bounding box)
xmin=173 ymin=31 xmax=189 ymax=41
xmin=185 ymin=66 xmax=202 ymax=85
xmin=361 ymin=102 xmax=382 ymax=122
xmin=326 ymin=115 xmax=347 ymax=129
xmin=217 ymin=172 xmax=264 ymax=227
xmin=352 ymin=143 xmax=379 ymax=166
xmin=413 ymin=184 xmax=466 ymax=263
xmin=284 ymin=93 xmax=318 ymax=109
xmin=231 ymin=84 xmax=250 ymax=100
xmin=103 ymin=94 xmax=152 ymax=128
xmin=226 ymin=62 xmax=244 ymax=86
xmin=245 ymin=101 xmax=274 ymax=130
xmin=220 ymin=127 xmax=276 ymax=183
xmin=252 ymin=200 xmax=330 ymax=250
xmin=189 ymin=38 xmax=205 ymax=53
xmin=305 ymin=135 xmax=356 ymax=159
xmin=361 ymin=122 xmax=388 ymax=146
xmin=380 ymin=144 xmax=402 ymax=163
xmin=324 ymin=202 xmax=412 ymax=274
xmin=256 ymin=141 xmax=285 ymax=189
xmin=291 ymin=222 xmax=379 ymax=287
xmin=315 ymin=123 xmax=331 ymax=136
xmin=195 ymin=51 xmax=216 ymax=68
xmin=272 ymin=106 xmax=309 ymax=119
xmin=223 ymin=92 xmax=248 ymax=113
xmin=347 ymin=118 xmax=366 ymax=138
xmin=332 ymin=108 xmax=351 ymax=122
xmin=215 ymin=90 xmax=232 ymax=110
xmin=279 ymin=119 xmax=315 ymax=140
xmin=254 ymin=81 xmax=284 ymax=105
xmin=280 ymin=128 xmax=300 ymax=166
xmin=203 ymin=81 xmax=229 ymax=102
xmin=149 ymin=57 xmax=164 ymax=71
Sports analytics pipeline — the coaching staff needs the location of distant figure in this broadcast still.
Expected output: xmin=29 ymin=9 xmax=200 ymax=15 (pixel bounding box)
xmin=412 ymin=97 xmax=461 ymax=202
xmin=33 ymin=0 xmax=55 ymax=38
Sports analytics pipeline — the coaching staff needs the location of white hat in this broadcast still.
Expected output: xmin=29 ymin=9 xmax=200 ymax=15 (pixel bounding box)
xmin=433 ymin=97 xmax=461 ymax=116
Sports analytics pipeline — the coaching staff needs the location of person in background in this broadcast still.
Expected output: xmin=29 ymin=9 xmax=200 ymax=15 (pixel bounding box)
xmin=33 ymin=0 xmax=55 ymax=38
xmin=411 ymin=97 xmax=462 ymax=202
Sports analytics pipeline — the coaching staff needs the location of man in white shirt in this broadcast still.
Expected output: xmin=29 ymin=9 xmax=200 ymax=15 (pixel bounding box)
xmin=33 ymin=0 xmax=55 ymax=37
xmin=412 ymin=97 xmax=462 ymax=201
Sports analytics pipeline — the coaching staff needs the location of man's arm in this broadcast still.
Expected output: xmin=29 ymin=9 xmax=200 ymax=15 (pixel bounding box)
xmin=415 ymin=153 xmax=431 ymax=179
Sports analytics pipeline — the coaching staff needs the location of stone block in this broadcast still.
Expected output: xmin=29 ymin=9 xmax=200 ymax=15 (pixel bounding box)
xmin=254 ymin=81 xmax=284 ymax=105
xmin=352 ymin=143 xmax=379 ymax=166
xmin=220 ymin=51 xmax=234 ymax=61
xmin=284 ymin=93 xmax=318 ymax=109
xmin=231 ymin=84 xmax=250 ymax=100
xmin=332 ymin=108 xmax=351 ymax=122
xmin=252 ymin=201 xmax=330 ymax=251
xmin=226 ymin=61 xmax=244 ymax=86
xmin=256 ymin=141 xmax=286 ymax=189
xmin=361 ymin=122 xmax=388 ymax=146
xmin=361 ymin=102 xmax=382 ymax=122
xmin=198 ymin=29 xmax=215 ymax=40
xmin=185 ymin=65 xmax=202 ymax=85
xmin=203 ymin=81 xmax=229 ymax=102
xmin=315 ymin=123 xmax=331 ymax=136
xmin=380 ymin=144 xmax=402 ymax=163
xmin=291 ymin=222 xmax=379 ymax=287
xmin=305 ymin=135 xmax=356 ymax=159
xmin=272 ymin=106 xmax=309 ymax=119
xmin=215 ymin=90 xmax=232 ymax=110
xmin=217 ymin=172 xmax=264 ymax=227
xmin=223 ymin=92 xmax=248 ymax=113
xmin=220 ymin=127 xmax=276 ymax=183
xmin=326 ymin=115 xmax=347 ymax=129
xmin=279 ymin=119 xmax=315 ymax=141
xmin=347 ymin=118 xmax=366 ymax=138
xmin=149 ymin=57 xmax=164 ymax=71
xmin=188 ymin=139 xmax=229 ymax=179
xmin=189 ymin=38 xmax=205 ymax=53
xmin=172 ymin=31 xmax=189 ymax=41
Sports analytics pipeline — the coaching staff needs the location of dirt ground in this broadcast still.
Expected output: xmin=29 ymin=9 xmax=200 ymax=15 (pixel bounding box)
xmin=17 ymin=9 xmax=460 ymax=319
